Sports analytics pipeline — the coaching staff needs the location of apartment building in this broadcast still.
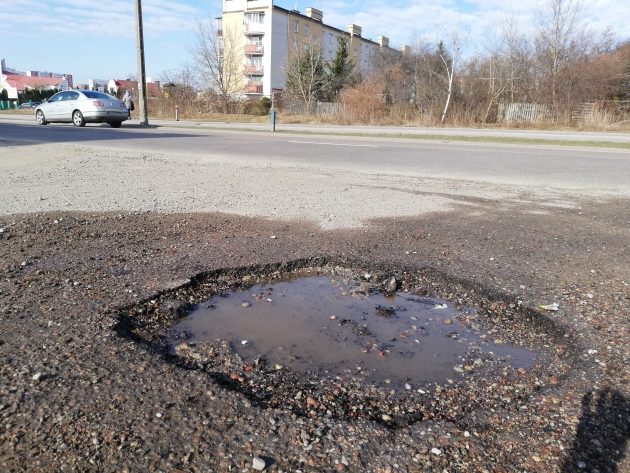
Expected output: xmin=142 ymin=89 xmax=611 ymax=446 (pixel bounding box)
xmin=218 ymin=0 xmax=406 ymax=97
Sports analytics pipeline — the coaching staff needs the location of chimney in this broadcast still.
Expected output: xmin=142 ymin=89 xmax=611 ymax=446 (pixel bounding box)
xmin=400 ymin=44 xmax=411 ymax=55
xmin=347 ymin=24 xmax=362 ymax=37
xmin=377 ymin=36 xmax=389 ymax=48
xmin=305 ymin=7 xmax=323 ymax=22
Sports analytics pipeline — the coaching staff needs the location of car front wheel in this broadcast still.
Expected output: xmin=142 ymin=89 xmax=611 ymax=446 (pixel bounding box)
xmin=72 ymin=110 xmax=86 ymax=127
xmin=35 ymin=110 xmax=47 ymax=126
xmin=109 ymin=121 xmax=122 ymax=128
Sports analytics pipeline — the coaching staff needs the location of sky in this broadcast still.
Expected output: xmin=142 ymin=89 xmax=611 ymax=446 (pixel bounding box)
xmin=1 ymin=0 xmax=629 ymax=85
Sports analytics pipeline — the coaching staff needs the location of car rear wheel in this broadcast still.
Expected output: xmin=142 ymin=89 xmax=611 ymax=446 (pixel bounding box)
xmin=109 ymin=121 xmax=122 ymax=128
xmin=35 ymin=110 xmax=47 ymax=126
xmin=72 ymin=110 xmax=86 ymax=127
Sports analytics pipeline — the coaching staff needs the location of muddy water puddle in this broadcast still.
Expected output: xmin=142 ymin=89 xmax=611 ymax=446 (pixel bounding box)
xmin=168 ymin=276 xmax=535 ymax=385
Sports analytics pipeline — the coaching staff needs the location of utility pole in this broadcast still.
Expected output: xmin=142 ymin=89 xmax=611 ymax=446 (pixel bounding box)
xmin=135 ymin=0 xmax=148 ymax=125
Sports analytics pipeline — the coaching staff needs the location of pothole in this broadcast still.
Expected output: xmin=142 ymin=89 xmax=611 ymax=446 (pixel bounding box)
xmin=167 ymin=275 xmax=536 ymax=386
xmin=115 ymin=257 xmax=579 ymax=427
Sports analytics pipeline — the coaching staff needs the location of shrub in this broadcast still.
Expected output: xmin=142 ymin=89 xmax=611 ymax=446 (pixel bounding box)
xmin=243 ymin=97 xmax=272 ymax=115
xmin=339 ymin=80 xmax=388 ymax=124
xmin=260 ymin=96 xmax=272 ymax=112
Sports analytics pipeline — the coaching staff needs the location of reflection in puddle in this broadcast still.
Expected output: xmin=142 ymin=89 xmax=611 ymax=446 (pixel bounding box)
xmin=169 ymin=276 xmax=535 ymax=385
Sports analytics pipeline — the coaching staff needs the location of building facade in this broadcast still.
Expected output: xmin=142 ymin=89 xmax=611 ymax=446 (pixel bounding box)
xmin=218 ymin=0 xmax=406 ymax=97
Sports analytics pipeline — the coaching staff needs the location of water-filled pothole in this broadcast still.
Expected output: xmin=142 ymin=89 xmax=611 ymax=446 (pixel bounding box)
xmin=116 ymin=259 xmax=576 ymax=426
xmin=168 ymin=275 xmax=535 ymax=385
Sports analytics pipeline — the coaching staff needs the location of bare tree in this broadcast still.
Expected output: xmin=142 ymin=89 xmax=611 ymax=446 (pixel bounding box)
xmin=434 ymin=34 xmax=461 ymax=124
xmin=535 ymin=0 xmax=584 ymax=109
xmin=408 ymin=40 xmax=444 ymax=118
xmin=371 ymin=45 xmax=413 ymax=107
xmin=501 ymin=16 xmax=534 ymax=103
xmin=285 ymin=40 xmax=327 ymax=114
xmin=161 ymin=64 xmax=199 ymax=113
xmin=191 ymin=21 xmax=242 ymax=113
xmin=473 ymin=16 xmax=533 ymax=122
xmin=483 ymin=52 xmax=510 ymax=123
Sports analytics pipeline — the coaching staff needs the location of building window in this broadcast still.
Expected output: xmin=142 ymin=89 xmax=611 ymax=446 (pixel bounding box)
xmin=294 ymin=20 xmax=299 ymax=33
xmin=245 ymin=12 xmax=264 ymax=24
xmin=304 ymin=25 xmax=309 ymax=36
xmin=247 ymin=35 xmax=263 ymax=46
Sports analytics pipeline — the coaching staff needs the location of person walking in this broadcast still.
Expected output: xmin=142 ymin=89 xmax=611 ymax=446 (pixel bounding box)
xmin=122 ymin=90 xmax=134 ymax=119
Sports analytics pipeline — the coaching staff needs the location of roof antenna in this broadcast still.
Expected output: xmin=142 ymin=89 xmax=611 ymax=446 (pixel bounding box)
xmin=294 ymin=3 xmax=299 ymax=12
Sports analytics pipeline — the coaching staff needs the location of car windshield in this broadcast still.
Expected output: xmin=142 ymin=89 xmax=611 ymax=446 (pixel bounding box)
xmin=82 ymin=91 xmax=114 ymax=100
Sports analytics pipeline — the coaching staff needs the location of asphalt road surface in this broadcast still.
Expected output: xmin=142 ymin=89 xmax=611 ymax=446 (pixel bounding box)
xmin=1 ymin=121 xmax=629 ymax=195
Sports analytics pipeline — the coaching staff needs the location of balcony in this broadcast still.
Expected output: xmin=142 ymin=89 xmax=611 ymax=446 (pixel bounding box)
xmin=245 ymin=65 xmax=264 ymax=75
xmin=244 ymin=23 xmax=265 ymax=35
xmin=245 ymin=84 xmax=263 ymax=94
xmin=245 ymin=44 xmax=264 ymax=55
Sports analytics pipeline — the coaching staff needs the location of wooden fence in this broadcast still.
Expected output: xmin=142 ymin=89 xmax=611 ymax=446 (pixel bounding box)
xmin=498 ymin=103 xmax=553 ymax=123
xmin=571 ymin=101 xmax=630 ymax=123
xmin=280 ymin=100 xmax=343 ymax=117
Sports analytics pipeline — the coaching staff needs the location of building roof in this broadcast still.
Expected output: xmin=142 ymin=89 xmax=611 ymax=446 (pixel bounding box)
xmin=220 ymin=5 xmax=384 ymax=47
xmin=3 ymin=72 xmax=65 ymax=91
xmin=272 ymin=5 xmax=382 ymax=47
xmin=112 ymin=79 xmax=160 ymax=97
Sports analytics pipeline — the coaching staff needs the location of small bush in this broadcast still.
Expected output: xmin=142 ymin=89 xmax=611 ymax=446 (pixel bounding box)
xmin=260 ymin=96 xmax=272 ymax=112
xmin=243 ymin=98 xmax=272 ymax=115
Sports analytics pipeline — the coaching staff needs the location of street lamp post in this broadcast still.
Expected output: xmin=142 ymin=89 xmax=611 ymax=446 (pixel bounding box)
xmin=135 ymin=0 xmax=148 ymax=125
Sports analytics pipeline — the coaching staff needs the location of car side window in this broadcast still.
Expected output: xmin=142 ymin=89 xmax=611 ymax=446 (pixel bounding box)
xmin=59 ymin=92 xmax=78 ymax=101
xmin=48 ymin=94 xmax=64 ymax=102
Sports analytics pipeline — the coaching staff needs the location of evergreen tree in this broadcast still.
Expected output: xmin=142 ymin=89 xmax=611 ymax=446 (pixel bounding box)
xmin=326 ymin=37 xmax=355 ymax=100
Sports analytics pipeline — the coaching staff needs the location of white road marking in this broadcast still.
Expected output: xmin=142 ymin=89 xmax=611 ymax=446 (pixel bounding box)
xmin=288 ymin=140 xmax=379 ymax=148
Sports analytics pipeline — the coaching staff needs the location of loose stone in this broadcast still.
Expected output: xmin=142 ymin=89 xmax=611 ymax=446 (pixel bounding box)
xmin=252 ymin=456 xmax=266 ymax=470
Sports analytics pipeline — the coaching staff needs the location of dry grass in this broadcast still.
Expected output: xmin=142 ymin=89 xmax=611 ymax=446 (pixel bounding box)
xmin=277 ymin=106 xmax=630 ymax=132
xmin=0 ymin=109 xmax=34 ymax=116
xmin=3 ymin=102 xmax=627 ymax=132
xmin=145 ymin=104 xmax=268 ymax=123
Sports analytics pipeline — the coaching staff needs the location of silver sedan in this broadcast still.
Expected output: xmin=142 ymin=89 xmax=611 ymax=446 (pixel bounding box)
xmin=35 ymin=90 xmax=129 ymax=128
